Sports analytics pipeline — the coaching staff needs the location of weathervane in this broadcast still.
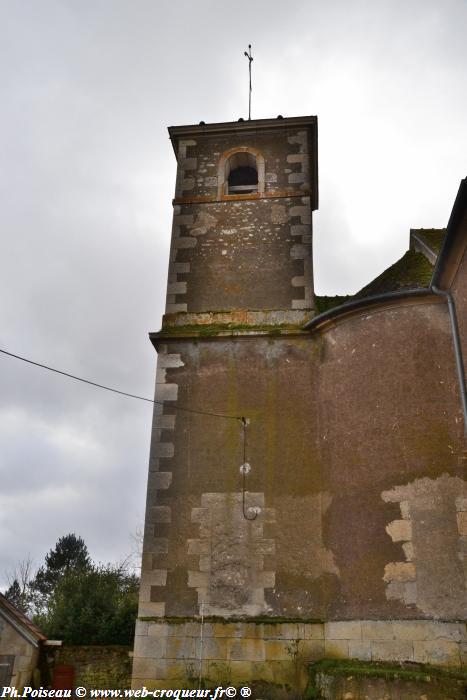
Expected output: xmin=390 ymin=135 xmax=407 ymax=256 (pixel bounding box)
xmin=244 ymin=44 xmax=253 ymax=120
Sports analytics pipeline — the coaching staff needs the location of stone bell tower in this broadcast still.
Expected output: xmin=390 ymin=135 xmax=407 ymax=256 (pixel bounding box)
xmin=164 ymin=116 xmax=318 ymax=320
xmin=132 ymin=116 xmax=319 ymax=690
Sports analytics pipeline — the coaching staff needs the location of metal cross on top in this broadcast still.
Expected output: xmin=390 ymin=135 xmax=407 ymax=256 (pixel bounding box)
xmin=244 ymin=44 xmax=253 ymax=120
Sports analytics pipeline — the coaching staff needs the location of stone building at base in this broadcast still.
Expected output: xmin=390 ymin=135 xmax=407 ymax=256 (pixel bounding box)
xmin=132 ymin=116 xmax=466 ymax=694
xmin=0 ymin=592 xmax=47 ymax=689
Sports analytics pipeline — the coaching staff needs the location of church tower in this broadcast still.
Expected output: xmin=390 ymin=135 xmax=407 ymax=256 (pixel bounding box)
xmin=132 ymin=116 xmax=320 ymax=688
xmin=165 ymin=116 xmax=318 ymax=320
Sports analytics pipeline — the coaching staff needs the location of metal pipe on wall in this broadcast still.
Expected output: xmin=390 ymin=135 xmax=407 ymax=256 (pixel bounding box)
xmin=431 ymin=284 xmax=467 ymax=436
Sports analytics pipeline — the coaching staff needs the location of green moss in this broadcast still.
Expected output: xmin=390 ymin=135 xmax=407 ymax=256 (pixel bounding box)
xmin=308 ymin=658 xmax=467 ymax=682
xmin=415 ymin=229 xmax=446 ymax=254
xmin=139 ymin=615 xmax=325 ymax=624
xmin=314 ymin=249 xmax=436 ymax=318
xmin=264 ymin=372 xmax=279 ymax=493
xmin=314 ymin=295 xmax=352 ymax=313
xmin=157 ymin=322 xmax=302 ymax=337
xmin=355 ymin=249 xmax=434 ymax=298
xmin=305 ymin=659 xmax=467 ymax=700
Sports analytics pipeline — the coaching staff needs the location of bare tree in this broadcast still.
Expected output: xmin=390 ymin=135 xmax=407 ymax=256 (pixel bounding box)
xmin=4 ymin=555 xmax=35 ymax=614
xmin=127 ymin=524 xmax=144 ymax=576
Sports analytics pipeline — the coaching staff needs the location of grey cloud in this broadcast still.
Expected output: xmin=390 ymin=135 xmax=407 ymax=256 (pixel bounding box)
xmin=1 ymin=0 xmax=466 ymax=587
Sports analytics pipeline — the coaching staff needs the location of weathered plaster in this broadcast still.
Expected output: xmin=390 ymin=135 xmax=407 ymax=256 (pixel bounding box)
xmin=382 ymin=473 xmax=466 ymax=617
xmin=188 ymin=492 xmax=275 ymax=616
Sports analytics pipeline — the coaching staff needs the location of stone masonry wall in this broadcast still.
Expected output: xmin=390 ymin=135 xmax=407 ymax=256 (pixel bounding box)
xmin=310 ymin=660 xmax=467 ymax=700
xmin=134 ymin=299 xmax=466 ymax=689
xmin=0 ymin=617 xmax=38 ymax=690
xmin=132 ymin=619 xmax=466 ymax=690
xmin=137 ymin=302 xmax=466 ymax=623
xmin=54 ymin=645 xmax=132 ymax=690
xmin=134 ymin=120 xmax=466 ymax=692
xmin=166 ymin=127 xmax=314 ymax=314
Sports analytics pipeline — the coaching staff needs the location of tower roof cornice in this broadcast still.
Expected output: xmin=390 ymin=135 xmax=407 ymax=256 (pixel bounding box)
xmin=168 ymin=115 xmax=317 ymax=156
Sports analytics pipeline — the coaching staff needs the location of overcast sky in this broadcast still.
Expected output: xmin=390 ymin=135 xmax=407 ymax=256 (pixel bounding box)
xmin=1 ymin=0 xmax=466 ymax=589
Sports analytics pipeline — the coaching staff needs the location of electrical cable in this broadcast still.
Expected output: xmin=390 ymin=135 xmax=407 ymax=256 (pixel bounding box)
xmin=241 ymin=417 xmax=258 ymax=520
xmin=1 ymin=347 xmax=260 ymax=519
xmin=0 ymin=347 xmax=242 ymax=421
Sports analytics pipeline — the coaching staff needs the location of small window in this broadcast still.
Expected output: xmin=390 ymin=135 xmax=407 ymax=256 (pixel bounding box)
xmin=0 ymin=655 xmax=14 ymax=687
xmin=226 ymin=153 xmax=258 ymax=194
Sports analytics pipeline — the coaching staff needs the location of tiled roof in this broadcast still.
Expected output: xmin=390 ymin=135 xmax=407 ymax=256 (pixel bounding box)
xmin=354 ymin=249 xmax=434 ymax=298
xmin=309 ymin=180 xmax=465 ymax=328
xmin=314 ymin=249 xmax=434 ymax=314
xmin=0 ymin=592 xmax=47 ymax=642
xmin=411 ymin=228 xmax=446 ymax=255
xmin=314 ymin=295 xmax=353 ymax=313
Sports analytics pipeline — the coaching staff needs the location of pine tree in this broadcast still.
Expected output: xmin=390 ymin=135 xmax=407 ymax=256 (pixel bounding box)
xmin=32 ymin=534 xmax=91 ymax=600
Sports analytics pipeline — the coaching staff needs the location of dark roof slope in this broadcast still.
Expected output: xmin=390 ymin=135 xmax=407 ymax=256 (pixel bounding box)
xmin=412 ymin=228 xmax=446 ymax=255
xmin=314 ymin=295 xmax=353 ymax=313
xmin=313 ymin=249 xmax=434 ymax=319
xmin=308 ymin=180 xmax=466 ymax=329
xmin=0 ymin=592 xmax=47 ymax=643
xmin=353 ymin=249 xmax=434 ymax=298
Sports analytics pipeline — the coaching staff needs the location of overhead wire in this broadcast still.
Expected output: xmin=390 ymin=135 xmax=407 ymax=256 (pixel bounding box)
xmin=1 ymin=346 xmax=260 ymax=520
xmin=0 ymin=347 xmax=243 ymax=421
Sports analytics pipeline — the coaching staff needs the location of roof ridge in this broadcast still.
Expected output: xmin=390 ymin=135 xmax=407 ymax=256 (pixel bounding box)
xmin=0 ymin=591 xmax=47 ymax=641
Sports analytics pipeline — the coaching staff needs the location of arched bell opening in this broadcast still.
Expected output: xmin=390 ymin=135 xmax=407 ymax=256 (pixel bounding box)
xmin=226 ymin=152 xmax=258 ymax=194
